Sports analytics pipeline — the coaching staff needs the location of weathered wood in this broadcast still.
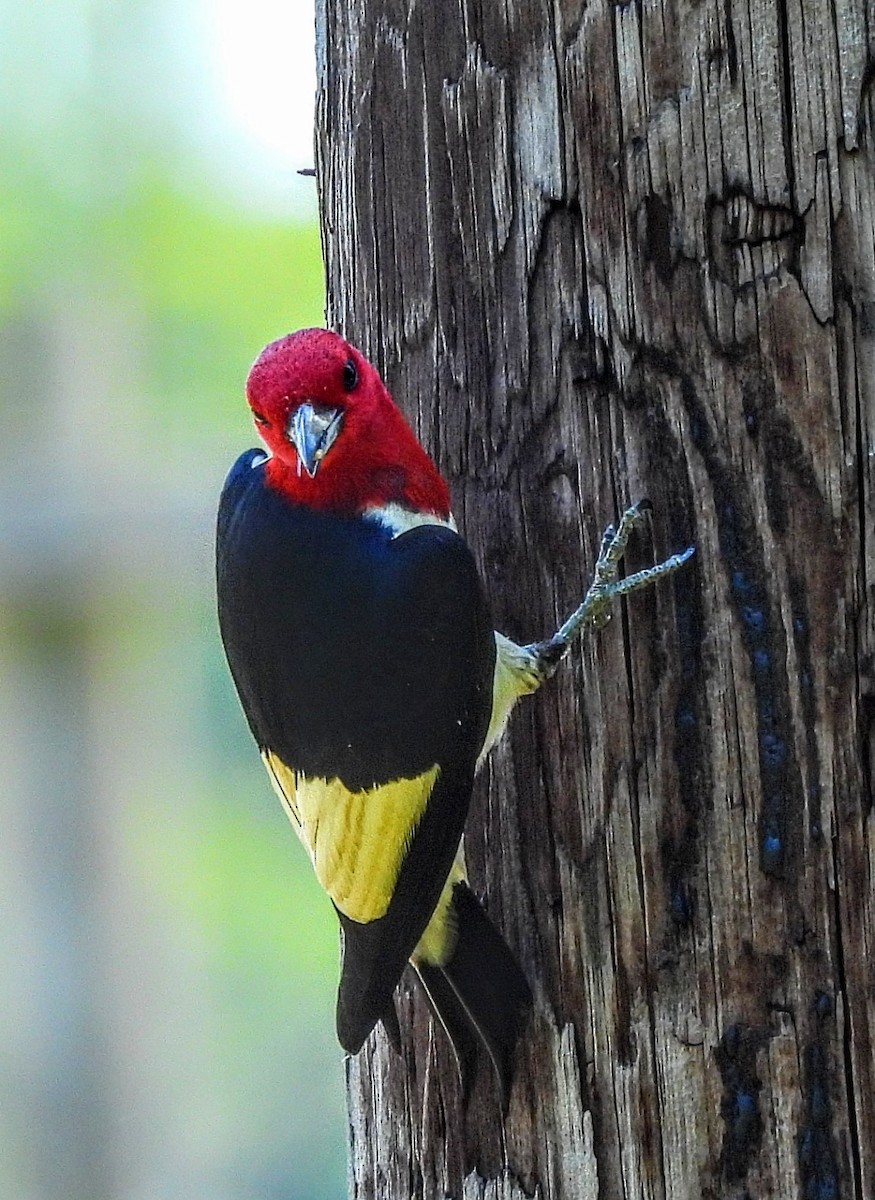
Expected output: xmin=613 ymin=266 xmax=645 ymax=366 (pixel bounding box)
xmin=315 ymin=1 xmax=875 ymax=1196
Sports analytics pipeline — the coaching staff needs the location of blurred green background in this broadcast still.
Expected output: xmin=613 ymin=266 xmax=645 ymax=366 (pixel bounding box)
xmin=0 ymin=3 xmax=349 ymax=1197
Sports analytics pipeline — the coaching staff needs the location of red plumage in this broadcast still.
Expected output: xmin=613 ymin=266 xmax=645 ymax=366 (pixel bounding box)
xmin=246 ymin=329 xmax=451 ymax=520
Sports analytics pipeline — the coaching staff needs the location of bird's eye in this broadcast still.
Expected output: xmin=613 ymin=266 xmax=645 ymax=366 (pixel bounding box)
xmin=342 ymin=358 xmax=359 ymax=391
xmin=252 ymin=410 xmax=269 ymax=426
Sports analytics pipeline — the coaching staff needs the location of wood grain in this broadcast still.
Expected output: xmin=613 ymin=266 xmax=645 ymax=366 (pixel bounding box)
xmin=316 ymin=1 xmax=875 ymax=1196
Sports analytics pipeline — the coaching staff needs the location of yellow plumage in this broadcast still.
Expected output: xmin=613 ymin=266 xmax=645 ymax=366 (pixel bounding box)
xmin=263 ymin=752 xmax=439 ymax=925
xmin=262 ymin=634 xmax=539 ymax=952
xmin=410 ymin=857 xmax=466 ymax=966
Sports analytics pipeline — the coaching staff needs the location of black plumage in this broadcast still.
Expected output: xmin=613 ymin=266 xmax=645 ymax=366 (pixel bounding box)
xmin=216 ymin=449 xmax=500 ymax=1052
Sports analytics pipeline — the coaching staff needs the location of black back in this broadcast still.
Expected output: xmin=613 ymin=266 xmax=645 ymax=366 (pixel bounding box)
xmin=216 ymin=450 xmax=495 ymax=789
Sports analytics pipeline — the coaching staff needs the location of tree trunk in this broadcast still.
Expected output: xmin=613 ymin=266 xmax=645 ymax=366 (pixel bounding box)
xmin=315 ymin=1 xmax=874 ymax=1196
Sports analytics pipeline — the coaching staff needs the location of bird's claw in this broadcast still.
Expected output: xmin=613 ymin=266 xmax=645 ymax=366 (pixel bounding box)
xmin=523 ymin=500 xmax=694 ymax=679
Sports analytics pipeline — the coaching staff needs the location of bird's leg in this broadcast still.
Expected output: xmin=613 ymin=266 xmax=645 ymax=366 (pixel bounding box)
xmin=522 ymin=500 xmax=695 ymax=684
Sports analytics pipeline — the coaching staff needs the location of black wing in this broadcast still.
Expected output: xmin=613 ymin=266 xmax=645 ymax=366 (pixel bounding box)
xmin=216 ymin=454 xmax=496 ymax=1050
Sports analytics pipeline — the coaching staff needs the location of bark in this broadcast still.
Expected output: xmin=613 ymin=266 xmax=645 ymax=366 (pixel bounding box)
xmin=315 ymin=2 xmax=875 ymax=1197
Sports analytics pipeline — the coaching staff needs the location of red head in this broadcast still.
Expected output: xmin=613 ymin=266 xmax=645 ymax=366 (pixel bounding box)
xmin=245 ymin=329 xmax=451 ymax=519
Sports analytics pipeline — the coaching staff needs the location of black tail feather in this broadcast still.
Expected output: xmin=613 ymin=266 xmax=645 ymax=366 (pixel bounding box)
xmin=415 ymin=960 xmax=481 ymax=1099
xmin=417 ymin=882 xmax=531 ymax=1102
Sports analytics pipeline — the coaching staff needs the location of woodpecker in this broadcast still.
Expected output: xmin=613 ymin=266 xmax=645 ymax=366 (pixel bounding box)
xmin=216 ymin=328 xmax=693 ymax=1097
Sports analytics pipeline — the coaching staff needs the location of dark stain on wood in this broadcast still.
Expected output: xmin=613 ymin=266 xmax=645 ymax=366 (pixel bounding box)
xmin=639 ymin=348 xmax=806 ymax=881
xmin=643 ymin=193 xmax=676 ymax=285
xmin=715 ymin=1023 xmax=766 ymax=1182
xmin=788 ymin=574 xmax=824 ymax=841
xmin=798 ymin=994 xmax=841 ymax=1200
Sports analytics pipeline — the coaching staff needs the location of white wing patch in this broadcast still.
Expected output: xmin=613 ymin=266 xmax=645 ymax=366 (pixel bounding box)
xmin=263 ymin=751 xmax=440 ymax=924
xmin=363 ymin=502 xmax=458 ymax=538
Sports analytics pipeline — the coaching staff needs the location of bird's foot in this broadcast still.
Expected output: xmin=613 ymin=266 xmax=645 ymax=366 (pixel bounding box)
xmin=522 ymin=500 xmax=695 ymax=682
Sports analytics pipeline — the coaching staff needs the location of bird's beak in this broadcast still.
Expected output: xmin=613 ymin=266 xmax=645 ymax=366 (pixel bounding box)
xmin=289 ymin=403 xmax=344 ymax=477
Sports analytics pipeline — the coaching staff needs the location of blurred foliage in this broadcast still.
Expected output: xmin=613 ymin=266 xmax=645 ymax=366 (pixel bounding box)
xmin=130 ymin=182 xmax=324 ymax=433
xmin=0 ymin=158 xmax=324 ymax=426
xmin=0 ymin=4 xmax=352 ymax=1194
